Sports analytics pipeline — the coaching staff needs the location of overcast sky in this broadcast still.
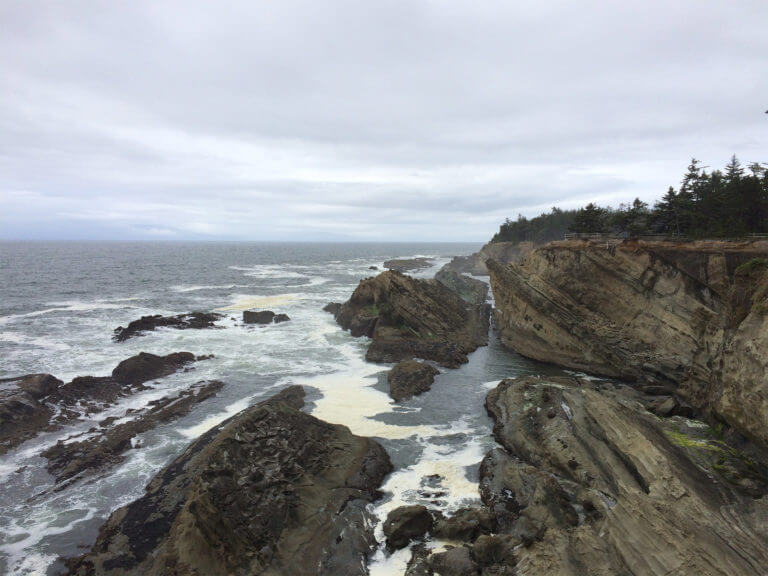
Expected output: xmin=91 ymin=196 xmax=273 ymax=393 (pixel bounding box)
xmin=1 ymin=1 xmax=766 ymax=241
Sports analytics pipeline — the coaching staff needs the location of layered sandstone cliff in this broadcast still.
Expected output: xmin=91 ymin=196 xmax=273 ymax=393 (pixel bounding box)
xmin=488 ymin=239 xmax=768 ymax=446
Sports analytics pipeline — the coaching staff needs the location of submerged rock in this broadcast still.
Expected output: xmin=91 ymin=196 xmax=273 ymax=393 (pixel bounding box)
xmin=383 ymin=257 xmax=433 ymax=273
xmin=434 ymin=268 xmax=489 ymax=305
xmin=113 ymin=312 xmax=222 ymax=342
xmin=66 ymin=385 xmax=392 ymax=576
xmin=243 ymin=310 xmax=291 ymax=324
xmin=332 ymin=271 xmax=490 ymax=368
xmin=387 ymin=359 xmax=439 ymax=401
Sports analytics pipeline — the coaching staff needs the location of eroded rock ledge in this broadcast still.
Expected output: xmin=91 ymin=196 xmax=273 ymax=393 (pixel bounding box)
xmin=488 ymin=240 xmax=768 ymax=446
xmin=401 ymin=376 xmax=768 ymax=576
xmin=66 ymin=385 xmax=393 ymax=576
xmin=0 ymin=352 xmax=198 ymax=455
xmin=113 ymin=312 xmax=223 ymax=342
xmin=326 ymin=271 xmax=490 ymax=368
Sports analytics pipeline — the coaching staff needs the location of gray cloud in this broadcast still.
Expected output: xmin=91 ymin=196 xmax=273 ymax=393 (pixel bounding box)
xmin=1 ymin=0 xmax=766 ymax=240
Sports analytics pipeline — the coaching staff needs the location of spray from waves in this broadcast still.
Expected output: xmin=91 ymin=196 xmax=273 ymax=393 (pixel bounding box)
xmin=0 ymin=331 xmax=71 ymax=352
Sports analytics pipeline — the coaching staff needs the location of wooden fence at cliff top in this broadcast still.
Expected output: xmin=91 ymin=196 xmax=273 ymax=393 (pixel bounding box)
xmin=563 ymin=232 xmax=768 ymax=242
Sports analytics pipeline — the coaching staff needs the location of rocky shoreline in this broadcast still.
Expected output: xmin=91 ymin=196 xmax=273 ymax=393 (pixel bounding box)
xmin=3 ymin=242 xmax=767 ymax=576
xmin=66 ymin=386 xmax=393 ymax=576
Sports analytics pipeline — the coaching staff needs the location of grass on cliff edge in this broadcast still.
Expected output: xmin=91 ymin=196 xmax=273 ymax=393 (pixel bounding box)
xmin=735 ymin=258 xmax=768 ymax=277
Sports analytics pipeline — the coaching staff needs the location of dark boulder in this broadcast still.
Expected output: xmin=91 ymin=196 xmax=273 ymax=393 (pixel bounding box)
xmin=387 ymin=360 xmax=439 ymax=401
xmin=432 ymin=507 xmax=494 ymax=541
xmin=16 ymin=373 xmax=63 ymax=398
xmin=243 ymin=310 xmax=291 ymax=324
xmin=66 ymin=386 xmax=392 ymax=576
xmin=111 ymin=352 xmax=195 ymax=385
xmin=0 ymin=389 xmax=54 ymax=455
xmin=383 ymin=505 xmax=434 ymax=550
xmin=113 ymin=312 xmax=222 ymax=342
xmin=428 ymin=546 xmax=479 ymax=576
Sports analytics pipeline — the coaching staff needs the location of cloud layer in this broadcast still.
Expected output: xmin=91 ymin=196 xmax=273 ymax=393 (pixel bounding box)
xmin=1 ymin=0 xmax=766 ymax=240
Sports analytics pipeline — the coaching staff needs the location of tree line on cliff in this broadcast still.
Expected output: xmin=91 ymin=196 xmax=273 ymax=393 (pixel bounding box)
xmin=492 ymin=156 xmax=768 ymax=242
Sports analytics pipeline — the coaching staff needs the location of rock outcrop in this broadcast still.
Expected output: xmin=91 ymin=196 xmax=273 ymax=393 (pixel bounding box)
xmin=383 ymin=257 xmax=433 ymax=273
xmin=113 ymin=312 xmax=222 ymax=342
xmin=66 ymin=385 xmax=392 ymax=576
xmin=434 ymin=268 xmax=489 ymax=305
xmin=328 ymin=271 xmax=489 ymax=368
xmin=243 ymin=310 xmax=291 ymax=324
xmin=489 ymin=240 xmax=768 ymax=446
xmin=0 ymin=352 xmax=197 ymax=455
xmin=443 ymin=241 xmax=535 ymax=276
xmin=481 ymin=376 xmax=768 ymax=575
xmin=383 ymin=505 xmax=434 ymax=550
xmin=43 ymin=380 xmax=225 ymax=482
xmin=387 ymin=360 xmax=440 ymax=401
xmin=404 ymin=375 xmax=768 ymax=575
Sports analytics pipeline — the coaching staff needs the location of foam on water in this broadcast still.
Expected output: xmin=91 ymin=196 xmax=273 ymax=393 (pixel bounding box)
xmin=0 ymin=243 xmax=509 ymax=575
xmin=216 ymin=293 xmax=299 ymax=311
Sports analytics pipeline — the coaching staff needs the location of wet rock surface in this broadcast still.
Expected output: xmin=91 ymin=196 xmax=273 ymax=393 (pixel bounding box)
xmin=488 ymin=240 xmax=768 ymax=447
xmin=482 ymin=375 xmax=768 ymax=575
xmin=387 ymin=359 xmax=440 ymax=401
xmin=0 ymin=352 xmax=197 ymax=455
xmin=383 ymin=505 xmax=434 ymax=550
xmin=43 ymin=380 xmax=225 ymax=483
xmin=330 ymin=271 xmax=490 ymax=368
xmin=404 ymin=375 xmax=768 ymax=575
xmin=434 ymin=268 xmax=489 ymax=305
xmin=113 ymin=312 xmax=222 ymax=342
xmin=383 ymin=257 xmax=434 ymax=272
xmin=243 ymin=309 xmax=291 ymax=324
xmin=66 ymin=385 xmax=393 ymax=576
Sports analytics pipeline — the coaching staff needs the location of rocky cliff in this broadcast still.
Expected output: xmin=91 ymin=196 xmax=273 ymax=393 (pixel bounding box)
xmin=444 ymin=241 xmax=536 ymax=276
xmin=488 ymin=239 xmax=768 ymax=446
xmin=66 ymin=386 xmax=392 ymax=576
xmin=398 ymin=375 xmax=768 ymax=576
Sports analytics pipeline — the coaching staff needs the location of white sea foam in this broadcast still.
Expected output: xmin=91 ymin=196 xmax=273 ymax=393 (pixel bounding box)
xmin=171 ymin=284 xmax=249 ymax=293
xmin=0 ymin=331 xmax=71 ymax=351
xmin=216 ymin=293 xmax=299 ymax=312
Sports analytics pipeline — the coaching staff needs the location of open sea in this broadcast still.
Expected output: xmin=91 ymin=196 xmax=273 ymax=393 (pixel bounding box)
xmin=0 ymin=241 xmax=567 ymax=575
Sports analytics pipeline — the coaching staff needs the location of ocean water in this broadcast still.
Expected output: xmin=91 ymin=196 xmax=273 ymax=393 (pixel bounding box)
xmin=0 ymin=241 xmax=566 ymax=575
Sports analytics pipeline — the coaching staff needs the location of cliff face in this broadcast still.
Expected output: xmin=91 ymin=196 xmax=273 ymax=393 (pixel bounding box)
xmin=444 ymin=241 xmax=536 ymax=275
xmin=488 ymin=239 xmax=768 ymax=446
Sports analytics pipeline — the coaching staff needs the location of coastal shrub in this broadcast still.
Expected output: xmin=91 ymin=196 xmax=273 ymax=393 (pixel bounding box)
xmin=735 ymin=258 xmax=768 ymax=277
